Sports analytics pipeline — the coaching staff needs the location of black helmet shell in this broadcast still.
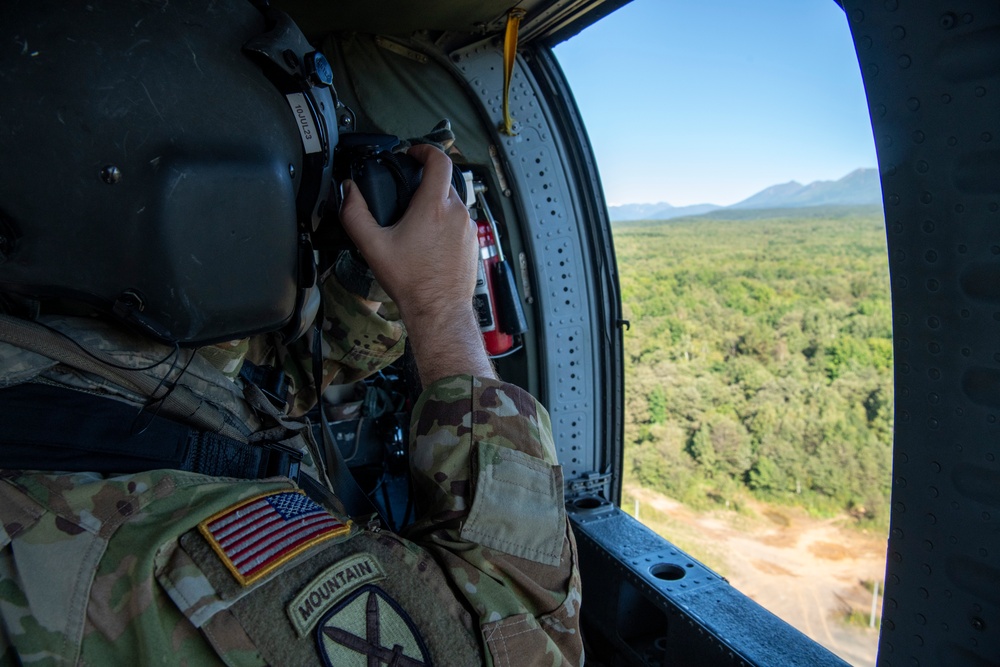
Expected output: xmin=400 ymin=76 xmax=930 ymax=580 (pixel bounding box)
xmin=0 ymin=0 xmax=324 ymax=344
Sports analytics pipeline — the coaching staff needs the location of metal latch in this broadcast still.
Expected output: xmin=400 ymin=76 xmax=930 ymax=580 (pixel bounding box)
xmin=565 ymin=471 xmax=612 ymax=499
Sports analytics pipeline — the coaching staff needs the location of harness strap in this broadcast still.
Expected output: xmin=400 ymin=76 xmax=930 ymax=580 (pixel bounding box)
xmin=311 ymin=309 xmax=382 ymax=524
xmin=0 ymin=383 xmax=301 ymax=480
xmin=0 ymin=314 xmax=246 ymax=441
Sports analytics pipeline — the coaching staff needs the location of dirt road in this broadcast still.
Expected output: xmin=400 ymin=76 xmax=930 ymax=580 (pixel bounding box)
xmin=626 ymin=485 xmax=886 ymax=667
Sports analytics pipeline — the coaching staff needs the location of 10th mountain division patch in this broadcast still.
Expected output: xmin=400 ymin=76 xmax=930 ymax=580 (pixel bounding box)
xmin=316 ymin=585 xmax=432 ymax=667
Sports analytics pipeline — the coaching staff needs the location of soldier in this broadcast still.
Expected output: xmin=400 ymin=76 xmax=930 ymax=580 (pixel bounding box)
xmin=0 ymin=2 xmax=582 ymax=665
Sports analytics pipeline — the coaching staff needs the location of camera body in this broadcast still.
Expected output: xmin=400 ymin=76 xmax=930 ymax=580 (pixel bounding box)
xmin=332 ymin=133 xmax=467 ymax=229
xmin=309 ymin=132 xmax=469 ymax=301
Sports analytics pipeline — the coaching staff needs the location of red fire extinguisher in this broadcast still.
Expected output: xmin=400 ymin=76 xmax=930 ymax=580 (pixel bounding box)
xmin=472 ymin=183 xmax=528 ymax=357
xmin=474 ymin=218 xmax=514 ymax=356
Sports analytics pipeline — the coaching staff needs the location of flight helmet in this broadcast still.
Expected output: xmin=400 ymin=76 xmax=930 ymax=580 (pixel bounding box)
xmin=0 ymin=0 xmax=338 ymax=344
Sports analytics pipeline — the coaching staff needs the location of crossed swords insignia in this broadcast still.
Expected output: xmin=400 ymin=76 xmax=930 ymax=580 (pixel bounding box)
xmin=319 ymin=587 xmax=431 ymax=666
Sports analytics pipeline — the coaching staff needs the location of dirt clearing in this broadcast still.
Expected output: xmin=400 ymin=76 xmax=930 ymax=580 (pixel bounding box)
xmin=625 ymin=484 xmax=886 ymax=666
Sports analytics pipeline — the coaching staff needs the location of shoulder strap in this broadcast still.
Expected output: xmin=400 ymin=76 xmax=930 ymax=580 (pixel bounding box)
xmin=0 ymin=383 xmax=301 ymax=480
xmin=0 ymin=314 xmax=246 ymax=441
xmin=310 ymin=308 xmax=382 ymax=525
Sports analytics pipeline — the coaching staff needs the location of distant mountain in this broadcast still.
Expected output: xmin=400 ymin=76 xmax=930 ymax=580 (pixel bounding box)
xmin=609 ymin=168 xmax=881 ymax=222
xmin=729 ymin=168 xmax=881 ymax=209
xmin=608 ymin=202 xmax=722 ymax=222
xmin=727 ymin=181 xmax=808 ymax=209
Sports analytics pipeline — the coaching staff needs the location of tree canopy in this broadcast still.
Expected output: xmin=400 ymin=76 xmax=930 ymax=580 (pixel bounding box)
xmin=616 ymin=205 xmax=892 ymax=527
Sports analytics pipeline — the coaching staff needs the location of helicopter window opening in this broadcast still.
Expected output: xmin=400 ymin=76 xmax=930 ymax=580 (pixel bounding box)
xmin=555 ymin=1 xmax=888 ymax=665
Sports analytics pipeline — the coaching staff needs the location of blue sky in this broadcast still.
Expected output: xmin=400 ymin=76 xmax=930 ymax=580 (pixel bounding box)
xmin=552 ymin=0 xmax=878 ymax=207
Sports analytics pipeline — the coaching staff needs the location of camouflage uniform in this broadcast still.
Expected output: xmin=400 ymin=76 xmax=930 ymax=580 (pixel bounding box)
xmin=0 ymin=277 xmax=582 ymax=666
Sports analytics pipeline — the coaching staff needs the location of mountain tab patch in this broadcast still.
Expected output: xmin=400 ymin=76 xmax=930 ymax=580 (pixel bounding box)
xmin=287 ymin=553 xmax=387 ymax=637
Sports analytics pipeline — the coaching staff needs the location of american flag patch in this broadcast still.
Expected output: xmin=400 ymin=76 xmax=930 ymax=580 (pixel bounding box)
xmin=198 ymin=490 xmax=351 ymax=586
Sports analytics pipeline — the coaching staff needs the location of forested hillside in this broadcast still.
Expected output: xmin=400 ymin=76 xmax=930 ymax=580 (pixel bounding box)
xmin=615 ymin=205 xmax=893 ymax=528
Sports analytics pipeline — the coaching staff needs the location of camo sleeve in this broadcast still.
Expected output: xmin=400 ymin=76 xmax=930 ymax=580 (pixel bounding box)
xmin=280 ymin=275 xmax=406 ymax=417
xmin=406 ymin=375 xmax=583 ymax=667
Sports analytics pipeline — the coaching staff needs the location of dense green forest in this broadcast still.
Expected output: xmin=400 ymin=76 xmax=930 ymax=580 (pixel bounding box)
xmin=614 ymin=205 xmax=893 ymax=528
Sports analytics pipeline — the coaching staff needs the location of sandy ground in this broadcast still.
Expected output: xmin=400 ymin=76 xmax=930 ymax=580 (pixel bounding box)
xmin=625 ymin=485 xmax=887 ymax=667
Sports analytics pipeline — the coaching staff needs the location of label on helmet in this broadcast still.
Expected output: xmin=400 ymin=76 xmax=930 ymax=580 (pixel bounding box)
xmin=286 ymin=93 xmax=323 ymax=154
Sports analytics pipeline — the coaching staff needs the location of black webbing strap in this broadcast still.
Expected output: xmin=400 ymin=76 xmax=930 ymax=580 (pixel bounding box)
xmin=0 ymin=383 xmax=301 ymax=480
xmin=311 ymin=307 xmax=382 ymax=524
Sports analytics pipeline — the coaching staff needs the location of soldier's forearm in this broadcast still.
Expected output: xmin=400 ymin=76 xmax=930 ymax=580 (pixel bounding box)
xmin=404 ymin=305 xmax=496 ymax=386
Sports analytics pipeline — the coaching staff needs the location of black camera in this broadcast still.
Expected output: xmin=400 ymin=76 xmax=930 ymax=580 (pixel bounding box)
xmin=333 ymin=133 xmax=467 ymax=228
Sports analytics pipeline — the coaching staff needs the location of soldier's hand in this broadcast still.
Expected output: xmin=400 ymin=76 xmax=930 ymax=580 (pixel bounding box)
xmin=340 ymin=145 xmax=494 ymax=384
